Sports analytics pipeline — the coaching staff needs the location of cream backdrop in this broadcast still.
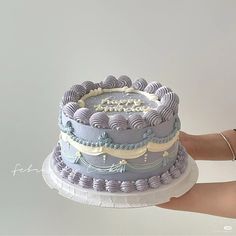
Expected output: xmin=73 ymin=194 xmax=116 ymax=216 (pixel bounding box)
xmin=1 ymin=0 xmax=236 ymax=235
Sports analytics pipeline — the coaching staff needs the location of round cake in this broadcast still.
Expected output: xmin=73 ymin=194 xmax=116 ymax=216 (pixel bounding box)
xmin=42 ymin=75 xmax=198 ymax=208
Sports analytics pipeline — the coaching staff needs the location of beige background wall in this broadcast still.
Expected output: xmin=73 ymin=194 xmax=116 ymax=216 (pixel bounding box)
xmin=1 ymin=0 xmax=236 ymax=235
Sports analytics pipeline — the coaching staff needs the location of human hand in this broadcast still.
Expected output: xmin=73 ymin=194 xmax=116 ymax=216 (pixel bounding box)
xmin=156 ymin=130 xmax=236 ymax=218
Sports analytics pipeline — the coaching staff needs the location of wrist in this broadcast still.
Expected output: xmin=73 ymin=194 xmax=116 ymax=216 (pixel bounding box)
xmin=220 ymin=130 xmax=236 ymax=161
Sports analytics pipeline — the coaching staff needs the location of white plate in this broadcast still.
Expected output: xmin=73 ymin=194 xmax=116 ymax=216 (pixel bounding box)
xmin=42 ymin=153 xmax=198 ymax=208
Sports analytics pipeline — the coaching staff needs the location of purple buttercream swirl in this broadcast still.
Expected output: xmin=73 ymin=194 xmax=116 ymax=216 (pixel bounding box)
xmin=160 ymin=171 xmax=172 ymax=184
xmin=128 ymin=114 xmax=145 ymax=129
xmin=156 ymin=105 xmax=173 ymax=121
xmin=178 ymin=144 xmax=186 ymax=156
xmin=175 ymin=160 xmax=187 ymax=173
xmin=93 ymin=83 xmax=101 ymax=89
xmin=105 ymin=180 xmax=121 ymax=193
xmin=89 ymin=112 xmax=109 ymax=128
xmin=120 ymin=181 xmax=136 ymax=193
xmin=53 ymin=154 xmax=62 ymax=165
xmin=62 ymin=90 xmax=79 ymax=105
xmin=148 ymin=175 xmax=161 ymax=189
xmin=161 ymin=92 xmax=179 ymax=115
xmin=56 ymin=161 xmax=66 ymax=172
xmin=169 ymin=165 xmax=181 ymax=178
xmin=161 ymin=92 xmax=179 ymax=106
xmin=117 ymin=75 xmax=132 ymax=88
xmin=60 ymin=167 xmax=72 ymax=178
xmin=64 ymin=90 xmax=79 ymax=99
xmin=135 ymin=179 xmax=149 ymax=191
xmin=70 ymin=85 xmax=86 ymax=97
xmin=73 ymin=108 xmax=94 ymax=125
xmin=62 ymin=102 xmax=80 ymax=118
xmin=52 ymin=143 xmax=188 ymax=193
xmin=143 ymin=110 xmax=162 ymax=126
xmin=79 ymin=175 xmax=93 ymax=188
xmin=109 ymin=114 xmax=128 ymax=130
xmin=177 ymin=152 xmax=187 ymax=162
xmin=155 ymin=86 xmax=172 ymax=99
xmin=132 ymin=78 xmax=148 ymax=91
xmin=81 ymin=81 xmax=95 ymax=93
xmin=93 ymin=179 xmax=106 ymax=191
xmin=144 ymin=82 xmax=162 ymax=94
xmin=54 ymin=144 xmax=61 ymax=156
xmin=68 ymin=171 xmax=81 ymax=184
xmin=103 ymin=75 xmax=119 ymax=89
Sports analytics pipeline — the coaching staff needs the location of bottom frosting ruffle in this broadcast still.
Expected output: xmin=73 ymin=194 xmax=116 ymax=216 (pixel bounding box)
xmin=51 ymin=143 xmax=188 ymax=193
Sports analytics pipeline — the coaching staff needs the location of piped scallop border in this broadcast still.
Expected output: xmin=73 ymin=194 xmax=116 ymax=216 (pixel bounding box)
xmin=60 ymin=75 xmax=180 ymax=130
xmin=52 ymin=142 xmax=188 ymax=193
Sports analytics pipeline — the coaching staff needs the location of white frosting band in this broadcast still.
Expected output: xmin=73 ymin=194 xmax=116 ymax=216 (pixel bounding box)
xmin=60 ymin=131 xmax=179 ymax=159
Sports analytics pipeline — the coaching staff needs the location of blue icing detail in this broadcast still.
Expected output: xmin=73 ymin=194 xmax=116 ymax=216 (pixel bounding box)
xmin=59 ymin=113 xmax=180 ymax=151
xmin=98 ymin=132 xmax=113 ymax=144
xmin=129 ymin=144 xmax=135 ymax=149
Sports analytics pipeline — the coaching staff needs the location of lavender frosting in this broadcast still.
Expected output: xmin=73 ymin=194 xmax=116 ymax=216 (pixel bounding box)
xmin=62 ymin=102 xmax=80 ymax=118
xmin=118 ymin=75 xmax=132 ymax=88
xmin=156 ymin=105 xmax=173 ymax=121
xmin=132 ymin=78 xmax=148 ymax=91
xmin=68 ymin=171 xmax=81 ymax=184
xmin=60 ymin=76 xmax=180 ymax=130
xmin=160 ymin=171 xmax=172 ymax=184
xmin=120 ymin=181 xmax=136 ymax=193
xmin=109 ymin=114 xmax=128 ymax=130
xmin=70 ymin=84 xmax=86 ymax=97
xmin=54 ymin=76 xmax=186 ymax=194
xmin=144 ymin=82 xmax=162 ymax=94
xmin=103 ymin=75 xmax=119 ymax=88
xmin=144 ymin=110 xmax=162 ymax=126
xmin=62 ymin=90 xmax=79 ymax=105
xmin=73 ymin=108 xmax=93 ymax=125
xmin=105 ymin=180 xmax=121 ymax=193
xmin=148 ymin=176 xmax=161 ymax=189
xmin=135 ymin=179 xmax=149 ymax=191
xmin=169 ymin=165 xmax=181 ymax=178
xmin=93 ymin=179 xmax=105 ymax=191
xmin=79 ymin=174 xmax=93 ymax=188
xmin=89 ymin=112 xmax=109 ymax=128
xmin=81 ymin=81 xmax=95 ymax=93
xmin=128 ymin=114 xmax=146 ymax=129
xmin=52 ymin=142 xmax=188 ymax=193
xmin=161 ymin=92 xmax=179 ymax=115
xmin=155 ymin=86 xmax=172 ymax=99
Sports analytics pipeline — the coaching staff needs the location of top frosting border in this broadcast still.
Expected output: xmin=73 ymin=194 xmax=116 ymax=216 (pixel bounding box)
xmin=60 ymin=75 xmax=179 ymax=130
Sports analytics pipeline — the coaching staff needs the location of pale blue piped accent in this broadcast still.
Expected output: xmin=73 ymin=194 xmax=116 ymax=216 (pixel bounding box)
xmin=62 ymin=150 xmax=176 ymax=174
xmin=98 ymin=132 xmax=112 ymax=145
xmin=58 ymin=111 xmax=181 ymax=151
xmin=54 ymin=143 xmax=188 ymax=193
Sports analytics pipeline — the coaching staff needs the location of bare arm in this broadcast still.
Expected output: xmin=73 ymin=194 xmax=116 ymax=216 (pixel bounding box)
xmin=180 ymin=130 xmax=236 ymax=161
xmin=156 ymin=130 xmax=236 ymax=218
xmin=158 ymin=181 xmax=236 ymax=219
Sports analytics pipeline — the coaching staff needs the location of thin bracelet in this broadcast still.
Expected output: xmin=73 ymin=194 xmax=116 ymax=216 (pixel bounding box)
xmin=219 ymin=132 xmax=236 ymax=161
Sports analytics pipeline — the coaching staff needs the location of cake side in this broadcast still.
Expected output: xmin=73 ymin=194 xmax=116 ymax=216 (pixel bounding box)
xmin=52 ymin=142 xmax=188 ymax=193
xmin=54 ymin=75 xmax=186 ymax=192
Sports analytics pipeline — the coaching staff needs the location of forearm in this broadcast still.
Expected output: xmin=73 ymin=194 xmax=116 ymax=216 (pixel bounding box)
xmin=157 ymin=181 xmax=236 ymax=218
xmin=180 ymin=130 xmax=236 ymax=161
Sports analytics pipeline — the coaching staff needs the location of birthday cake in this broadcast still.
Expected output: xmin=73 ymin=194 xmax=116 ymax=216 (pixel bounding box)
xmin=42 ymin=75 xmax=199 ymax=208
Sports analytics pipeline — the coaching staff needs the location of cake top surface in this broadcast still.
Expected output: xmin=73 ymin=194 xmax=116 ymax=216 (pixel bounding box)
xmin=60 ymin=75 xmax=179 ymax=130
